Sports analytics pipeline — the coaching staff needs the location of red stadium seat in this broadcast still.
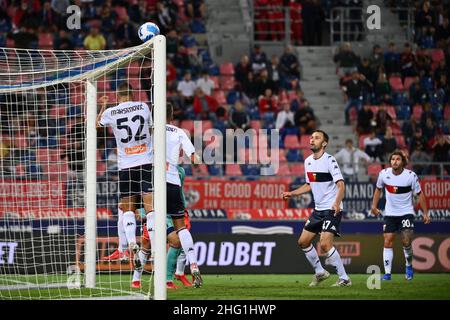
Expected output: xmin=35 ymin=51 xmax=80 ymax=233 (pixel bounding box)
xmin=386 ymin=106 xmax=397 ymax=120
xmin=132 ymin=91 xmax=148 ymax=102
xmin=277 ymin=163 xmax=291 ymax=176
xmin=412 ymin=104 xmax=423 ymax=121
xmin=201 ymin=120 xmax=213 ymax=132
xmin=220 ymin=62 xmax=235 ymax=75
xmin=290 ymin=163 xmax=305 ymax=176
xmin=38 ymin=33 xmax=54 ymax=49
xmin=180 ymin=120 xmax=195 ymax=134
xmin=115 ymin=6 xmax=128 ymax=20
xmin=225 ymin=164 xmax=242 ymax=176
xmin=302 ymin=148 xmax=312 ymax=158
xmin=389 ymin=76 xmax=404 ymax=92
xmin=49 ymin=105 xmax=66 ymax=118
xmin=96 ymin=76 xmax=111 ymax=91
xmin=395 ymin=135 xmax=407 ymax=149
xmin=192 ymin=164 xmax=209 ymax=177
xmin=390 ymin=123 xmax=402 ymax=135
xmin=299 ymin=135 xmax=310 ymax=149
xmin=359 ymin=134 xmax=370 ymax=149
xmin=444 ymin=104 xmax=450 ymax=120
xmin=210 ymin=76 xmax=220 ymax=90
xmin=404 ymin=77 xmax=416 ymax=91
xmin=367 ymin=163 xmax=382 ymax=178
xmin=349 ymin=107 xmax=358 ymax=123
xmin=97 ymin=161 xmax=107 ymax=176
xmin=220 ymin=76 xmax=235 ymax=91
xmin=127 ymin=61 xmax=141 ymax=76
xmin=431 ymin=49 xmax=444 ymax=63
xmin=213 ymin=90 xmax=227 ymax=105
xmin=284 ymin=135 xmax=301 ymax=149
xmin=250 ymin=120 xmax=262 ymax=131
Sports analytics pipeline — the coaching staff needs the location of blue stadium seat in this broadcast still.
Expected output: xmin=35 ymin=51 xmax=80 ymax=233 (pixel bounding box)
xmin=182 ymin=165 xmax=193 ymax=176
xmin=286 ymin=149 xmax=303 ymax=162
xmin=207 ymin=64 xmax=220 ymax=76
xmin=208 ymin=164 xmax=223 ymax=176
xmin=241 ymin=164 xmax=260 ymax=176
xmin=190 ymin=20 xmax=206 ymax=33
xmin=182 ymin=34 xmax=198 ymax=48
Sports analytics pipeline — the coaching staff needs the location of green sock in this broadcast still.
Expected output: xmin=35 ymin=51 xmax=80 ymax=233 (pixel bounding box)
xmin=167 ymin=246 xmax=182 ymax=282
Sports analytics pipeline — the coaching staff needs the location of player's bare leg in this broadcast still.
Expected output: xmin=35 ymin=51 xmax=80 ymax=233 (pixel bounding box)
xmin=166 ymin=232 xmax=182 ymax=289
xmin=173 ymin=217 xmax=202 ymax=288
xmin=120 ymin=195 xmax=140 ymax=266
xmin=401 ymin=229 xmax=414 ymax=280
xmin=131 ymin=235 xmax=150 ymax=289
xmin=320 ymin=232 xmax=351 ymax=287
xmin=142 ymin=192 xmax=155 ymax=254
xmin=383 ymin=233 xmax=395 ymax=280
xmin=298 ymin=229 xmax=329 ymax=286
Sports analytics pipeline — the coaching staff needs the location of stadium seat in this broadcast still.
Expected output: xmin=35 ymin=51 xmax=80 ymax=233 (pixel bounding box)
xmin=290 ymin=163 xmax=305 ymax=176
xmin=192 ymin=164 xmax=209 ymax=177
xmin=202 ymin=120 xmax=213 ymax=132
xmin=349 ymin=107 xmax=358 ymax=123
xmin=49 ymin=105 xmax=66 ymax=118
xmin=302 ymin=148 xmax=313 ymax=158
xmin=395 ymin=135 xmax=407 ymax=149
xmin=213 ymin=90 xmax=226 ymax=105
xmin=431 ymin=49 xmax=444 ymax=63
xmin=97 ymin=161 xmax=107 ymax=177
xmin=220 ymin=76 xmax=235 ymax=91
xmin=359 ymin=134 xmax=370 ymax=149
xmin=210 ymin=76 xmax=220 ymax=90
xmin=389 ymin=76 xmax=404 ymax=92
xmin=133 ymin=91 xmax=148 ymax=102
xmin=220 ymin=62 xmax=235 ymax=76
xmin=250 ymin=120 xmax=262 ymax=131
xmin=404 ymin=77 xmax=416 ymax=91
xmin=277 ymin=163 xmax=291 ymax=176
xmin=45 ymin=162 xmax=68 ymax=181
xmin=241 ymin=164 xmax=260 ymax=176
xmin=208 ymin=164 xmax=223 ymax=176
xmin=38 ymin=33 xmax=53 ymax=49
xmin=180 ymin=120 xmax=195 ymax=134
xmin=226 ymin=164 xmax=243 ymax=176
xmin=412 ymin=104 xmax=423 ymax=121
xmin=286 ymin=149 xmax=302 ymax=162
xmin=115 ymin=6 xmax=128 ymax=20
xmin=207 ymin=64 xmax=220 ymax=76
xmin=386 ymin=106 xmax=397 ymax=120
xmin=444 ymin=104 xmax=450 ymax=120
xmin=299 ymin=135 xmax=310 ymax=149
xmin=284 ymin=135 xmax=301 ymax=149
xmin=367 ymin=163 xmax=382 ymax=179
xmin=127 ymin=61 xmax=141 ymax=76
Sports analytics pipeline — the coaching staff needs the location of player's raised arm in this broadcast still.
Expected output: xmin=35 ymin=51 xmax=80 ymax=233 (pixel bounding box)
xmin=281 ymin=183 xmax=312 ymax=200
xmin=96 ymin=95 xmax=109 ymax=128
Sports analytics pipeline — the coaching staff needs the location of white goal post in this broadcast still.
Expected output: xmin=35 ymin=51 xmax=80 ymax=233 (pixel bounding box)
xmin=0 ymin=35 xmax=167 ymax=300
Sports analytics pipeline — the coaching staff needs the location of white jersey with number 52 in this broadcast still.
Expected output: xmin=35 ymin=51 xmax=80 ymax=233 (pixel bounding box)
xmin=99 ymin=101 xmax=153 ymax=170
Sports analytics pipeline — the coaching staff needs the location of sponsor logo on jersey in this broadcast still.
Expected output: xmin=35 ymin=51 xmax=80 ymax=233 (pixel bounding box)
xmin=111 ymin=104 xmax=144 ymax=116
xmin=385 ymin=184 xmax=412 ymax=194
xmin=125 ymin=144 xmax=148 ymax=155
xmin=307 ymin=172 xmax=333 ymax=182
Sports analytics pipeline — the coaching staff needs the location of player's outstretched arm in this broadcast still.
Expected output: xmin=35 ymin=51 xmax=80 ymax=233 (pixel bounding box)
xmin=190 ymin=152 xmax=200 ymax=167
xmin=371 ymin=188 xmax=382 ymax=216
xmin=96 ymin=95 xmax=109 ymax=128
xmin=418 ymin=192 xmax=431 ymax=224
xmin=281 ymin=183 xmax=311 ymax=200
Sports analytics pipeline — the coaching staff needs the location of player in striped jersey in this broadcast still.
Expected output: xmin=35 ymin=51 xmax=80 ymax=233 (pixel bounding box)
xmin=282 ymin=130 xmax=351 ymax=287
xmin=371 ymin=150 xmax=430 ymax=280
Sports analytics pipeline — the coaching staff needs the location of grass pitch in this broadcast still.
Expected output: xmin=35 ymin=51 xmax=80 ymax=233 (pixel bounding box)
xmin=1 ymin=274 xmax=449 ymax=300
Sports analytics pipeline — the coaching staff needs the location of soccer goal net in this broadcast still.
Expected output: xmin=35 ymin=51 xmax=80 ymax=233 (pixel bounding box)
xmin=0 ymin=36 xmax=167 ymax=300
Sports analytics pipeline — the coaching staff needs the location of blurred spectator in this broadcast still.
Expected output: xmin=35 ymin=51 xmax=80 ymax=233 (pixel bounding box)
xmin=250 ymin=44 xmax=269 ymax=75
xmin=267 ymin=55 xmax=282 ymax=89
xmin=375 ymin=105 xmax=394 ymax=136
xmin=335 ymin=139 xmax=370 ymax=181
xmin=51 ymin=0 xmax=70 ymax=17
xmin=54 ymin=29 xmax=73 ymax=50
xmin=177 ymin=72 xmax=196 ymax=106
xmin=342 ymin=71 xmax=369 ymax=124
xmin=185 ymin=0 xmax=206 ymax=19
xmin=381 ymin=127 xmax=397 ymax=161
xmin=373 ymin=72 xmax=392 ymax=105
xmin=226 ymin=83 xmax=251 ymax=107
xmin=410 ymin=144 xmax=432 ymax=175
xmin=409 ymin=128 xmax=427 ymax=153
xmin=156 ymin=1 xmax=175 ymax=34
xmin=255 ymin=69 xmax=277 ymax=96
xmin=370 ymin=44 xmax=384 ymax=75
xmin=364 ymin=130 xmax=383 ymax=161
xmin=229 ymin=101 xmax=250 ymax=131
xmin=409 ymin=77 xmax=426 ymax=104
xmin=358 ymin=57 xmax=377 ymax=88
xmin=13 ymin=26 xmax=38 ymax=49
xmin=294 ymin=99 xmax=317 ymax=135
xmin=100 ymin=4 xmax=117 ymax=36
xmin=235 ymin=54 xmax=251 ymax=84
xmin=422 ymin=116 xmax=438 ymax=141
xmin=279 ymin=45 xmax=301 ymax=79
xmin=347 ymin=0 xmax=363 ymax=41
xmin=436 ymin=17 xmax=450 ymax=47
xmin=242 ymin=72 xmax=258 ymax=99
xmin=357 ymin=104 xmax=375 ymax=134
xmin=415 ymin=1 xmax=435 ymax=43
xmin=258 ymin=88 xmax=279 ymax=115
xmin=275 ymin=101 xmax=295 ymax=130
xmin=400 ymin=43 xmax=417 ymax=79
xmin=196 ymin=71 xmax=215 ymax=96
xmin=83 ymin=26 xmax=106 ymax=50
xmin=166 ymin=29 xmax=179 ymax=59
xmin=193 ymin=88 xmax=219 ymax=120
xmin=40 ymin=1 xmax=58 ymax=31
xmin=420 ymin=102 xmax=436 ymax=128
xmin=384 ymin=42 xmax=400 ymax=76
xmin=166 ymin=59 xmax=177 ymax=90
xmin=432 ymin=134 xmax=450 ymax=175
xmin=116 ymin=15 xmax=138 ymax=48
xmin=334 ymin=42 xmax=359 ymax=76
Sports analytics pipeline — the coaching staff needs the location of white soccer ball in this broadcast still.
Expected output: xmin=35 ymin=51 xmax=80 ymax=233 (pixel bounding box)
xmin=138 ymin=22 xmax=160 ymax=42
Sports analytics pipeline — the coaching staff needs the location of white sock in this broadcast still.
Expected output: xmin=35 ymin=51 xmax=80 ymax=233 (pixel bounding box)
xmin=302 ymin=244 xmax=325 ymax=275
xmin=117 ymin=208 xmax=127 ymax=252
xmin=383 ymin=247 xmax=393 ymax=274
xmin=175 ymin=250 xmax=188 ymax=275
xmin=132 ymin=250 xmax=149 ymax=282
xmin=122 ymin=211 xmax=136 ymax=246
xmin=326 ymin=247 xmax=349 ymax=281
xmin=403 ymin=246 xmax=413 ymax=267
xmin=177 ymin=228 xmax=197 ymax=265
xmin=146 ymin=211 xmax=155 ymax=253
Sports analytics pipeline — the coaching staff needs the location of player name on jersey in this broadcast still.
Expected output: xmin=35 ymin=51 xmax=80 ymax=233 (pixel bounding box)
xmin=111 ymin=104 xmax=145 ymax=116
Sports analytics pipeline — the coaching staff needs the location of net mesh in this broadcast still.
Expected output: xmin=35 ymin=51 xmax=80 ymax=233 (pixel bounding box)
xmin=0 ymin=42 xmax=155 ymax=299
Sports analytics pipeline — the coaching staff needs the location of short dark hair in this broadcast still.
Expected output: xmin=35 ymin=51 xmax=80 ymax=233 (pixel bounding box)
xmin=312 ymin=130 xmax=329 ymax=143
xmin=117 ymin=82 xmax=132 ymax=97
xmin=167 ymin=102 xmax=173 ymax=122
xmin=389 ymin=150 xmax=408 ymax=166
